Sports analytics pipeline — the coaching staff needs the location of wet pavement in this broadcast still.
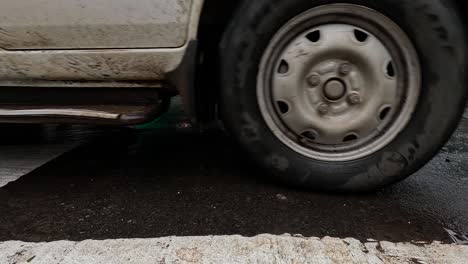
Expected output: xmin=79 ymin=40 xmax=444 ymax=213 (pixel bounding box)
xmin=0 ymin=101 xmax=467 ymax=243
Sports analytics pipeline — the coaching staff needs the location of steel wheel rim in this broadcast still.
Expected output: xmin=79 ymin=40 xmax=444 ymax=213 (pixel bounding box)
xmin=257 ymin=4 xmax=421 ymax=162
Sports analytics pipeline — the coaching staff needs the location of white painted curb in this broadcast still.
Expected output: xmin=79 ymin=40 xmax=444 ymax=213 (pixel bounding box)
xmin=1 ymin=235 xmax=467 ymax=264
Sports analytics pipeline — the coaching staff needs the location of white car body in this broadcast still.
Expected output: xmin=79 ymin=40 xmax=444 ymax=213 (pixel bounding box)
xmin=0 ymin=0 xmax=203 ymax=86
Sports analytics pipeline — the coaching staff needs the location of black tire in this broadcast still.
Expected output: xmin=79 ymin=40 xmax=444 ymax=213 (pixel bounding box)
xmin=220 ymin=0 xmax=467 ymax=192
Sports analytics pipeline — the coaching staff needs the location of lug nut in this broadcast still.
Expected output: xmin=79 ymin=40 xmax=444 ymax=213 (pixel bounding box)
xmin=307 ymin=74 xmax=321 ymax=87
xmin=348 ymin=93 xmax=362 ymax=105
xmin=317 ymin=103 xmax=329 ymax=115
xmin=339 ymin=63 xmax=352 ymax=75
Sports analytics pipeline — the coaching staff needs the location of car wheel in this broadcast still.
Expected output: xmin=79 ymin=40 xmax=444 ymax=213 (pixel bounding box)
xmin=220 ymin=0 xmax=467 ymax=192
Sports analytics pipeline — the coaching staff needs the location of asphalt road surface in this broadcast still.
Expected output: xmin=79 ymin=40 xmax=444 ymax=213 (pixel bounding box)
xmin=0 ymin=101 xmax=467 ymax=244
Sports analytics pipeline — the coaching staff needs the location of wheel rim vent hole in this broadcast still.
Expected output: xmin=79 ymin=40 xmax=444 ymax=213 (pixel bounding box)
xmin=354 ymin=29 xmax=369 ymax=42
xmin=386 ymin=62 xmax=395 ymax=78
xmin=379 ymin=106 xmax=392 ymax=120
xmin=343 ymin=134 xmax=359 ymax=143
xmin=277 ymin=101 xmax=290 ymax=114
xmin=278 ymin=60 xmax=290 ymax=74
xmin=306 ymin=30 xmax=321 ymax=42
xmin=302 ymin=131 xmax=319 ymax=141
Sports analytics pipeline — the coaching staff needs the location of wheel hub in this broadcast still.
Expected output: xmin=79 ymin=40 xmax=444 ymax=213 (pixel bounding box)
xmin=323 ymin=79 xmax=346 ymax=101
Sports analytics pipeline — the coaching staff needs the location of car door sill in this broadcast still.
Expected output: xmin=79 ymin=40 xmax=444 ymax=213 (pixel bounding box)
xmin=0 ymin=109 xmax=120 ymax=119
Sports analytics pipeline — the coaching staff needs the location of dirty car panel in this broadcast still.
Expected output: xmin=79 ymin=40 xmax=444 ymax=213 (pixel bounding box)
xmin=0 ymin=0 xmax=192 ymax=50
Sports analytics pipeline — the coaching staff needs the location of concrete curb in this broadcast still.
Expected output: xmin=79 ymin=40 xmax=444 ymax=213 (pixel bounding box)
xmin=1 ymin=235 xmax=467 ymax=264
